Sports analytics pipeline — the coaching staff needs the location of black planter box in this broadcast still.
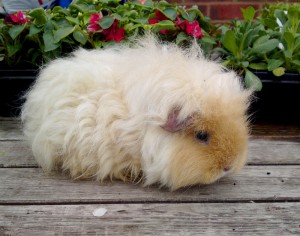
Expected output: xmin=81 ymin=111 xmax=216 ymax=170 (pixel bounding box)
xmin=250 ymin=71 xmax=300 ymax=124
xmin=0 ymin=68 xmax=37 ymax=117
xmin=1 ymin=68 xmax=299 ymax=124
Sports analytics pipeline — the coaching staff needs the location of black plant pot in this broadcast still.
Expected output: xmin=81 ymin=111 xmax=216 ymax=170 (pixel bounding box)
xmin=250 ymin=71 xmax=300 ymax=124
xmin=0 ymin=67 xmax=37 ymax=117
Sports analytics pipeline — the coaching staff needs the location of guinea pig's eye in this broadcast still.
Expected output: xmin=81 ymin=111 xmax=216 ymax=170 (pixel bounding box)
xmin=195 ymin=131 xmax=209 ymax=144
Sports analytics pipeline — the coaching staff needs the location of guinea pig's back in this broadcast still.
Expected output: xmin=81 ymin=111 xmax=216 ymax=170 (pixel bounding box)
xmin=21 ymin=48 xmax=126 ymax=173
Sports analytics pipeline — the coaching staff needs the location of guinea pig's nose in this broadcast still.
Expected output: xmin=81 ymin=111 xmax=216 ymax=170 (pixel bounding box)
xmin=223 ymin=166 xmax=232 ymax=172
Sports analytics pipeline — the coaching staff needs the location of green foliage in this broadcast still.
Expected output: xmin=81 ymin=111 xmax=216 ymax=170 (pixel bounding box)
xmin=216 ymin=4 xmax=300 ymax=91
xmin=259 ymin=4 xmax=300 ymax=75
xmin=0 ymin=2 xmax=299 ymax=91
xmin=0 ymin=0 xmax=213 ymax=67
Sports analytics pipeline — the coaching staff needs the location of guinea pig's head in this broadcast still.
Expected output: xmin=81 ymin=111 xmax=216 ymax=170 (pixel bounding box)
xmin=161 ymin=81 xmax=251 ymax=190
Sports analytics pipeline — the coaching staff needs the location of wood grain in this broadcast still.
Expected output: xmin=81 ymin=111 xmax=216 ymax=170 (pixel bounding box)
xmin=0 ymin=203 xmax=299 ymax=235
xmin=251 ymin=122 xmax=300 ymax=138
xmin=0 ymin=118 xmax=23 ymax=141
xmin=0 ymin=140 xmax=34 ymax=167
xmin=0 ymin=166 xmax=299 ymax=204
xmin=248 ymin=139 xmax=300 ymax=164
xmin=1 ymin=119 xmax=300 ymax=235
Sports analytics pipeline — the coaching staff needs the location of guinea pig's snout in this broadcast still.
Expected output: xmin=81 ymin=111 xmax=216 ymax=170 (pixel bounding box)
xmin=220 ymin=166 xmax=233 ymax=178
xmin=223 ymin=166 xmax=232 ymax=172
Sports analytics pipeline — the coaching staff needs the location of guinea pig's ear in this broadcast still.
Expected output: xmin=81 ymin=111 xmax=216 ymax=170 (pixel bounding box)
xmin=162 ymin=107 xmax=194 ymax=133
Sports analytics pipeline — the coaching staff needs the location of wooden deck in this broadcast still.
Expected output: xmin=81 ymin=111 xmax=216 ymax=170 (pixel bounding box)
xmin=0 ymin=117 xmax=300 ymax=235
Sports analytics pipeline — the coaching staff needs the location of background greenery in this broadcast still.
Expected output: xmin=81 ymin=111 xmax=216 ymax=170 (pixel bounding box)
xmin=0 ymin=1 xmax=299 ymax=91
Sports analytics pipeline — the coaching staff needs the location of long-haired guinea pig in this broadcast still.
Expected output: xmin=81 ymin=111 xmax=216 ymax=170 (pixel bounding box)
xmin=21 ymin=35 xmax=252 ymax=190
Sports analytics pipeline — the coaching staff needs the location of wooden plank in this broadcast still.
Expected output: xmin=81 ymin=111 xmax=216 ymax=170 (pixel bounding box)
xmin=248 ymin=139 xmax=300 ymax=164
xmin=251 ymin=122 xmax=300 ymax=138
xmin=0 ymin=118 xmax=23 ymax=141
xmin=0 ymin=203 xmax=299 ymax=235
xmin=0 ymin=166 xmax=299 ymax=204
xmin=0 ymin=141 xmax=35 ymax=167
xmin=1 ymin=139 xmax=299 ymax=168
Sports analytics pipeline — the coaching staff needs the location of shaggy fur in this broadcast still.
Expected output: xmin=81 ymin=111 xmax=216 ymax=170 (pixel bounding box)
xmin=21 ymin=36 xmax=252 ymax=190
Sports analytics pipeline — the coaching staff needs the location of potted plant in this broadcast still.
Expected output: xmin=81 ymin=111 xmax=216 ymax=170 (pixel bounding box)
xmin=215 ymin=5 xmax=300 ymax=123
xmin=0 ymin=0 xmax=215 ymax=116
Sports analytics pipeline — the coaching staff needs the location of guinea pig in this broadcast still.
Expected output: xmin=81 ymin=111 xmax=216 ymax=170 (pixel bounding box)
xmin=21 ymin=35 xmax=252 ymax=190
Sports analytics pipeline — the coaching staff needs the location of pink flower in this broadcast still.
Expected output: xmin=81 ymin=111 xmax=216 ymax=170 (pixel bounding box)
xmin=87 ymin=13 xmax=103 ymax=32
xmin=102 ymin=20 xmax=125 ymax=43
xmin=185 ymin=21 xmax=204 ymax=38
xmin=6 ymin=11 xmax=29 ymax=25
xmin=148 ymin=18 xmax=159 ymax=24
xmin=175 ymin=17 xmax=204 ymax=38
xmin=139 ymin=0 xmax=146 ymax=4
xmin=148 ymin=10 xmax=170 ymax=34
xmin=154 ymin=10 xmax=169 ymax=21
xmin=88 ymin=13 xmax=125 ymax=43
xmin=148 ymin=10 xmax=168 ymax=24
xmin=175 ymin=16 xmax=184 ymax=29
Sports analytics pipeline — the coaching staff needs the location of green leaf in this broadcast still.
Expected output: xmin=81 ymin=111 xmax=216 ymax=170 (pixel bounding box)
xmin=55 ymin=19 xmax=73 ymax=28
xmin=44 ymin=20 xmax=55 ymax=33
xmin=267 ymin=59 xmax=284 ymax=71
xmin=294 ymin=36 xmax=300 ymax=50
xmin=252 ymin=39 xmax=279 ymax=54
xmin=143 ymin=0 xmax=154 ymax=7
xmin=43 ymin=32 xmax=59 ymax=52
xmin=7 ymin=42 xmax=22 ymax=57
xmin=66 ymin=16 xmax=80 ymax=25
xmin=292 ymin=60 xmax=300 ymax=66
xmin=176 ymin=32 xmax=188 ymax=45
xmin=249 ymin=63 xmax=268 ymax=70
xmin=262 ymin=18 xmax=278 ymax=30
xmin=253 ymin=35 xmax=270 ymax=48
xmin=29 ymin=8 xmax=47 ymax=26
xmin=52 ymin=6 xmax=70 ymax=16
xmin=114 ymin=13 xmax=127 ymax=22
xmin=83 ymin=14 xmax=91 ymax=25
xmin=29 ymin=24 xmax=42 ymax=36
xmin=94 ymin=40 xmax=102 ymax=48
xmin=287 ymin=7 xmax=298 ymax=32
xmin=274 ymin=10 xmax=287 ymax=26
xmin=73 ymin=30 xmax=87 ymax=45
xmin=283 ymin=32 xmax=294 ymax=51
xmin=53 ymin=26 xmax=75 ymax=43
xmin=69 ymin=3 xmax=88 ymax=13
xmin=162 ymin=8 xmax=177 ymax=21
xmin=123 ymin=23 xmax=141 ymax=32
xmin=223 ymin=30 xmax=238 ymax=56
xmin=244 ymin=69 xmax=262 ymax=91
xmin=272 ymin=67 xmax=285 ymax=77
xmin=134 ymin=17 xmax=149 ymax=25
xmin=240 ymin=61 xmax=249 ymax=67
xmin=153 ymin=20 xmax=176 ymax=31
xmin=241 ymin=6 xmax=256 ymax=21
xmin=201 ymin=36 xmax=216 ymax=45
xmin=99 ymin=16 xmax=115 ymax=30
xmin=157 ymin=1 xmax=172 ymax=8
xmin=8 ymin=24 xmax=27 ymax=40
xmin=284 ymin=50 xmax=292 ymax=59
xmin=241 ymin=28 xmax=255 ymax=50
xmin=180 ymin=11 xmax=193 ymax=22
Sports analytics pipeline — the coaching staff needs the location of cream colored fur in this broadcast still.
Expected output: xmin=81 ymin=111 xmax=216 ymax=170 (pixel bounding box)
xmin=21 ymin=36 xmax=251 ymax=190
